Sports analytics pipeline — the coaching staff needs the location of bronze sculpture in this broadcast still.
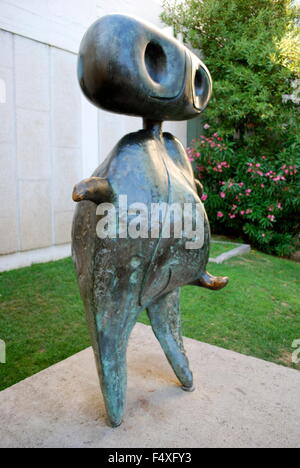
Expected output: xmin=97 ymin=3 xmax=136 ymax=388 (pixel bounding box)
xmin=72 ymin=14 xmax=228 ymax=427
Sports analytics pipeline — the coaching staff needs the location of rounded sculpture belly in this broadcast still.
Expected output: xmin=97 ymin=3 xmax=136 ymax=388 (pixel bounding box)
xmin=73 ymin=132 xmax=210 ymax=308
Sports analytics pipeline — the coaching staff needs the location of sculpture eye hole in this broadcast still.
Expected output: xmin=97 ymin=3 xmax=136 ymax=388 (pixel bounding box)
xmin=144 ymin=41 xmax=167 ymax=84
xmin=195 ymin=69 xmax=203 ymax=96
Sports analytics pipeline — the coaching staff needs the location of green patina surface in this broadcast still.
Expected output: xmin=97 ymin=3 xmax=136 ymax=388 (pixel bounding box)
xmin=0 ymin=249 xmax=299 ymax=392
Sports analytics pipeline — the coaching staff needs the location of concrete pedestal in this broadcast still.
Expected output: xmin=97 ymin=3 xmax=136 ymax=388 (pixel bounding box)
xmin=0 ymin=324 xmax=299 ymax=448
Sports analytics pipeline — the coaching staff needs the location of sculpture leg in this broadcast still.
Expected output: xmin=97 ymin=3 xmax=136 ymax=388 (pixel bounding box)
xmin=147 ymin=288 xmax=194 ymax=391
xmin=94 ymin=305 xmax=140 ymax=427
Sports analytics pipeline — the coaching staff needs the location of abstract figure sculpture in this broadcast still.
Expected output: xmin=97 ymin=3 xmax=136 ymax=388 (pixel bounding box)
xmin=72 ymin=14 xmax=228 ymax=427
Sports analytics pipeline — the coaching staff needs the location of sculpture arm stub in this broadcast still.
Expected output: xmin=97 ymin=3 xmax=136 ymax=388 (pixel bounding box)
xmin=72 ymin=177 xmax=113 ymax=205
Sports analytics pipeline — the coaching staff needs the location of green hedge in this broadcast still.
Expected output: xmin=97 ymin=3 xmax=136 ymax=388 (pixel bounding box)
xmin=188 ymin=129 xmax=299 ymax=256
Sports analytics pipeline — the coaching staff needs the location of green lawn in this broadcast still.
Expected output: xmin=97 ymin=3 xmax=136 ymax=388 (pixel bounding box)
xmin=0 ymin=248 xmax=299 ymax=391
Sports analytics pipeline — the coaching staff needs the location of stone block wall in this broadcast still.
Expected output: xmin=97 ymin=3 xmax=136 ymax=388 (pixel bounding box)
xmin=0 ymin=30 xmax=82 ymax=254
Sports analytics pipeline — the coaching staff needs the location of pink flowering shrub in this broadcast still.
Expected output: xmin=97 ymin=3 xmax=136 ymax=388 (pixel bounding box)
xmin=188 ymin=131 xmax=300 ymax=256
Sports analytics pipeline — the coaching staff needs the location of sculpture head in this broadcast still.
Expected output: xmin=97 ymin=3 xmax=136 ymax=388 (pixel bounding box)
xmin=78 ymin=14 xmax=212 ymax=121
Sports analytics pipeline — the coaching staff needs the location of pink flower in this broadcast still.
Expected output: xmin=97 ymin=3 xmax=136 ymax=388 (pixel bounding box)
xmin=229 ymin=214 xmax=236 ymax=219
xmin=232 ymin=204 xmax=237 ymax=210
xmin=277 ymin=203 xmax=282 ymax=209
xmin=239 ymin=182 xmax=244 ymax=187
xmin=262 ymin=233 xmax=266 ymax=238
xmin=217 ymin=211 xmax=224 ymax=218
xmin=220 ymin=192 xmax=226 ymax=199
xmin=213 ymin=132 xmax=219 ymax=137
xmin=203 ymin=123 xmax=210 ymax=129
xmin=201 ymin=194 xmax=208 ymax=202
xmin=240 ymin=211 xmax=245 ymax=215
xmin=256 ymin=163 xmax=261 ymax=167
xmin=261 ymin=184 xmax=265 ymax=188
xmin=268 ymin=215 xmax=275 ymax=222
xmin=246 ymin=209 xmax=253 ymax=214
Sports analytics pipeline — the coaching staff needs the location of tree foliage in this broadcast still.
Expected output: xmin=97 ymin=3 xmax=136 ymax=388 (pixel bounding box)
xmin=162 ymin=0 xmax=300 ymax=152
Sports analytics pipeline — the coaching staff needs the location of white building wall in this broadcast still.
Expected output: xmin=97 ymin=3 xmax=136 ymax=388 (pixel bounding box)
xmin=0 ymin=29 xmax=82 ymax=258
xmin=0 ymin=0 xmax=187 ymax=270
xmin=0 ymin=0 xmax=97 ymax=53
